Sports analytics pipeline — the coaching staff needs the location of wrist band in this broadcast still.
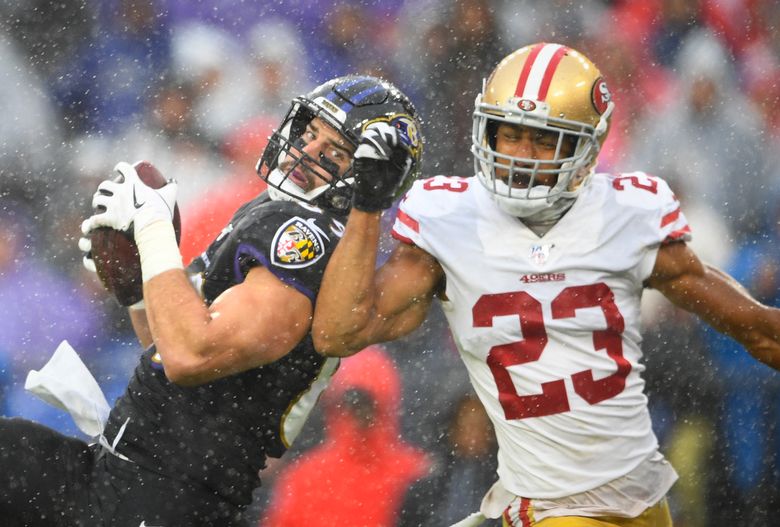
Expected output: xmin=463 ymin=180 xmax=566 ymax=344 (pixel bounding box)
xmin=134 ymin=220 xmax=183 ymax=282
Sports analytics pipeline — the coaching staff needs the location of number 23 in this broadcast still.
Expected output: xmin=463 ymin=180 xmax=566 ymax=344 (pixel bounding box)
xmin=472 ymin=283 xmax=631 ymax=420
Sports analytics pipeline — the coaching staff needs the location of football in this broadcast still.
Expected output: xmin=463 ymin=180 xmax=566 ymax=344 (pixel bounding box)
xmin=90 ymin=161 xmax=182 ymax=306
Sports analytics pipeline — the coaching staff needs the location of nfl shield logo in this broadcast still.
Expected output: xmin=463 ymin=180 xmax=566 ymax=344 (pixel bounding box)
xmin=530 ymin=244 xmax=554 ymax=266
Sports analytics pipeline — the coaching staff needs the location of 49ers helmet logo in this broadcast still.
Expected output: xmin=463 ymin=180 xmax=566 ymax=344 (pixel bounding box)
xmin=517 ymin=99 xmax=537 ymax=111
xmin=592 ymin=77 xmax=611 ymax=115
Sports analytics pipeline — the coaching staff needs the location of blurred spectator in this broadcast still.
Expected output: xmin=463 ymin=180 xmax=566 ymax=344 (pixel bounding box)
xmin=581 ymin=26 xmax=675 ymax=172
xmin=650 ymin=0 xmax=703 ymax=67
xmin=702 ymin=0 xmax=768 ymax=58
xmin=178 ymin=116 xmax=273 ymax=265
xmin=51 ymin=0 xmax=170 ymax=136
xmin=68 ymin=76 xmax=227 ymax=209
xmin=399 ymin=393 xmax=500 ymax=527
xmin=0 ymin=33 xmax=61 ymax=195
xmin=306 ymin=3 xmax=398 ymax=83
xmin=739 ymin=2 xmax=780 ymax=137
xmin=603 ymin=0 xmax=660 ymax=44
xmin=247 ymin=18 xmax=312 ymax=117
xmin=383 ymin=302 xmax=472 ymax=449
xmin=629 ymin=28 xmax=770 ymax=237
xmin=495 ymin=0 xmax=607 ymax=50
xmin=0 ymin=202 xmax=109 ymax=433
xmin=396 ymin=0 xmax=506 ymax=176
xmin=698 ymin=193 xmax=780 ymax=525
xmin=0 ymin=0 xmax=92 ymax=80
xmin=642 ymin=299 xmax=719 ymax=527
xmin=170 ymin=21 xmax=257 ymax=147
xmin=0 ymin=202 xmax=105 ymax=371
xmin=262 ymin=346 xmax=429 ymax=527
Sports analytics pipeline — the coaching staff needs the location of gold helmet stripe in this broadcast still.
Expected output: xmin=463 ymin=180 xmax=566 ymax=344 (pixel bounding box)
xmin=514 ymin=43 xmax=569 ymax=102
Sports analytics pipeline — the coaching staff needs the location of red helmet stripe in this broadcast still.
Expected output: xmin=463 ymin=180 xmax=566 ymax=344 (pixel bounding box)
xmin=514 ymin=43 xmax=568 ymax=102
xmin=537 ymin=45 xmax=569 ymax=101
xmin=514 ymin=43 xmax=545 ymax=98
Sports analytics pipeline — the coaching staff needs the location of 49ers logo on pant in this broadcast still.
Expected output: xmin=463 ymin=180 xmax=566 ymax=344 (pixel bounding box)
xmin=272 ymin=217 xmax=325 ymax=268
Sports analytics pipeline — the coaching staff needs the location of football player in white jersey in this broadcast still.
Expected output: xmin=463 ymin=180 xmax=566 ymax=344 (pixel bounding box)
xmin=312 ymin=43 xmax=780 ymax=527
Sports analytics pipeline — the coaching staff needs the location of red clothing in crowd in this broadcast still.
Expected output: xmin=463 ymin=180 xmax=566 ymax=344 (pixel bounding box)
xmin=263 ymin=347 xmax=430 ymax=527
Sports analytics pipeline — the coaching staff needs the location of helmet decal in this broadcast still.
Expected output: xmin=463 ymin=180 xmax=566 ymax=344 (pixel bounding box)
xmin=394 ymin=115 xmax=421 ymax=153
xmin=364 ymin=114 xmax=422 ymax=160
xmin=592 ymin=77 xmax=612 ymax=115
xmin=517 ymin=99 xmax=537 ymax=111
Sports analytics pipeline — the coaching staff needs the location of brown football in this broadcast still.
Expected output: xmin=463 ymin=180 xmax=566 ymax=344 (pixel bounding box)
xmin=90 ymin=160 xmax=182 ymax=306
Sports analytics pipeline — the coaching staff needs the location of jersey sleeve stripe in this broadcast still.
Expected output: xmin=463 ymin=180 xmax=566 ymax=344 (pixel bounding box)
xmin=397 ymin=209 xmax=420 ymax=233
xmin=391 ymin=228 xmax=413 ymax=245
xmin=660 ymin=207 xmax=681 ymax=228
xmin=664 ymin=225 xmax=692 ymax=243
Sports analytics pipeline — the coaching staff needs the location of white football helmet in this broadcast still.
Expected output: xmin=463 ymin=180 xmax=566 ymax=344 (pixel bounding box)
xmin=472 ymin=43 xmax=615 ymax=218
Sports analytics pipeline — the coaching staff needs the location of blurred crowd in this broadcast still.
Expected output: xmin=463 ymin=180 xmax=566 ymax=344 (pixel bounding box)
xmin=0 ymin=0 xmax=778 ymax=525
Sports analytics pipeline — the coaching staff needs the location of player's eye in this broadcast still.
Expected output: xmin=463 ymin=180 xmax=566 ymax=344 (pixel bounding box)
xmin=534 ymin=132 xmax=558 ymax=149
xmin=328 ymin=147 xmax=346 ymax=162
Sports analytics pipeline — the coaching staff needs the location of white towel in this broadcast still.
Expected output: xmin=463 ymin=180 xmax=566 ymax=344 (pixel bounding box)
xmin=24 ymin=340 xmax=110 ymax=437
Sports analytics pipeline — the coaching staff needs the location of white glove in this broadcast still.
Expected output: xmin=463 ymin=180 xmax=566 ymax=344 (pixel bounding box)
xmin=82 ymin=161 xmax=177 ymax=239
xmin=77 ymin=235 xmax=97 ymax=273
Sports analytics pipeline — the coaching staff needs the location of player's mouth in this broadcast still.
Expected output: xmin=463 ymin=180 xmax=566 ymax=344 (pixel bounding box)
xmin=288 ymin=168 xmax=310 ymax=191
xmin=498 ymin=170 xmax=532 ymax=189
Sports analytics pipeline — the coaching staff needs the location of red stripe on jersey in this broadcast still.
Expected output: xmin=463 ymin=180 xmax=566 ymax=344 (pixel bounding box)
xmin=519 ymin=497 xmax=532 ymax=527
xmin=391 ymin=229 xmax=413 ymax=245
xmin=661 ymin=207 xmax=681 ymax=228
xmin=664 ymin=225 xmax=692 ymax=243
xmin=397 ymin=209 xmax=420 ymax=233
xmin=515 ymin=43 xmax=545 ymax=97
xmin=537 ymin=46 xmax=568 ymax=101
